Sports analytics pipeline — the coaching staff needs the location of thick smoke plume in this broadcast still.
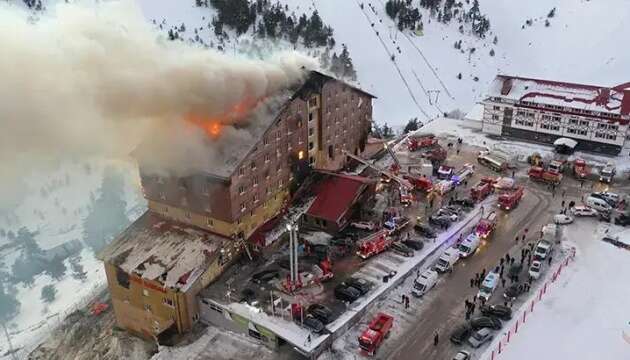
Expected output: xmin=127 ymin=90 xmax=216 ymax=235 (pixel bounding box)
xmin=0 ymin=1 xmax=316 ymax=208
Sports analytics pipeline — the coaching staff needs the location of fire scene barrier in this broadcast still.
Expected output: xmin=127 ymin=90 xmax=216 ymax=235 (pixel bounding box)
xmin=487 ymin=247 xmax=576 ymax=360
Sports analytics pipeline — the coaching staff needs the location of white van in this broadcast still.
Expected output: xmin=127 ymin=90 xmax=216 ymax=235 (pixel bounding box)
xmin=534 ymin=240 xmax=553 ymax=260
xmin=411 ymin=269 xmax=438 ymax=297
xmin=584 ymin=195 xmax=612 ymax=213
xmin=458 ymin=234 xmax=481 ymax=258
xmin=434 ymin=247 xmax=460 ymax=273
xmin=477 ymin=272 xmax=499 ymax=301
xmin=541 ymin=223 xmax=558 ymax=243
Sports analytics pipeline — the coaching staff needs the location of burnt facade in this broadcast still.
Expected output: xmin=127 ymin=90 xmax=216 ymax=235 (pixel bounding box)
xmin=140 ymin=72 xmax=375 ymax=243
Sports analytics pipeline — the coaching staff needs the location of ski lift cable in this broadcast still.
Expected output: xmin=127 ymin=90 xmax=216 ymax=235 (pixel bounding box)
xmin=353 ymin=0 xmax=431 ymax=120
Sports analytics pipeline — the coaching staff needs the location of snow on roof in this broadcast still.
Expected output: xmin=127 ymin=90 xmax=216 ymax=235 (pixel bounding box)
xmin=465 ymin=103 xmax=485 ymax=121
xmin=99 ymin=211 xmax=226 ymax=291
xmin=487 ymin=75 xmax=630 ymax=117
xmin=553 ymin=137 xmax=577 ymax=148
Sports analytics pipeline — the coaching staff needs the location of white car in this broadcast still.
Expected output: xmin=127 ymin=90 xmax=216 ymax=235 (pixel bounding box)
xmin=350 ymin=221 xmax=375 ymax=231
xmin=528 ymin=260 xmax=542 ymax=279
xmin=570 ymin=206 xmax=598 ymax=217
xmin=553 ymin=214 xmax=574 ymax=225
xmin=452 ymin=350 xmax=471 ymax=360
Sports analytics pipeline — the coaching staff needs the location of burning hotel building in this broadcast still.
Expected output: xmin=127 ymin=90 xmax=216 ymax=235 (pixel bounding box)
xmin=99 ymin=71 xmax=375 ymax=339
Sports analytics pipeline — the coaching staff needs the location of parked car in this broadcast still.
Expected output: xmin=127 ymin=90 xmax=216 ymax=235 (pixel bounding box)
xmin=470 ymin=316 xmax=502 ymax=331
xmin=591 ymin=192 xmax=620 ymax=207
xmin=467 ymin=328 xmax=493 ymax=348
xmin=534 ymin=240 xmax=553 ymax=260
xmin=392 ymin=242 xmax=415 ymax=257
xmin=404 ymin=239 xmax=425 ymax=250
xmin=450 ymin=323 xmax=472 ymax=345
xmin=480 ymin=304 xmax=512 ymax=320
xmin=599 ymin=211 xmax=612 ymax=223
xmin=251 ymin=269 xmax=280 ymax=284
xmin=344 ymin=277 xmax=373 ymax=295
xmin=570 ymin=206 xmax=598 ymax=217
xmin=411 ymin=269 xmax=438 ymax=297
xmin=414 ymin=224 xmax=437 ymax=238
xmin=437 ymin=208 xmax=459 ymax=221
xmin=307 ymin=304 xmax=334 ymax=324
xmin=452 ymin=198 xmax=475 ymax=208
xmin=429 ymin=215 xmax=452 ymax=227
xmin=528 ymin=260 xmax=543 ymax=280
xmin=350 ymin=221 xmax=376 ymax=231
xmin=503 ymin=284 xmax=525 ymax=300
xmin=452 ymin=350 xmax=471 ymax=360
xmin=334 ymin=284 xmax=362 ymax=303
xmin=554 ymin=214 xmax=574 ymax=225
xmin=302 ymin=315 xmax=325 ymax=334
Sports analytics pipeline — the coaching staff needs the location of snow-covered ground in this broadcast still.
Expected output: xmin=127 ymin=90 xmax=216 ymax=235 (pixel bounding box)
xmin=0 ymin=159 xmax=145 ymax=357
xmin=483 ymin=221 xmax=630 ymax=360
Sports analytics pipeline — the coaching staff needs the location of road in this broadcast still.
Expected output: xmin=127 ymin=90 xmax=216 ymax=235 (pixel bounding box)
xmin=373 ymin=142 xmax=630 ymax=359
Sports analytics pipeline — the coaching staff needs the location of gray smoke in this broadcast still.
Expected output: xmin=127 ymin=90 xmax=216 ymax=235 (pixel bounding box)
xmin=0 ymin=1 xmax=316 ymax=208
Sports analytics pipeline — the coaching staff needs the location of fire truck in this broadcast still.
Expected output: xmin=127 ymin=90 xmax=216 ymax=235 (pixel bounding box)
xmin=477 ymin=153 xmax=508 ymax=172
xmin=399 ymin=187 xmax=414 ymax=206
xmin=358 ymin=313 xmax=394 ymax=356
xmin=356 ymin=230 xmax=393 ymax=259
xmin=475 ymin=211 xmax=497 ymax=239
xmin=572 ymin=159 xmax=590 ymax=179
xmin=470 ymin=178 xmax=494 ymax=201
xmin=437 ymin=165 xmax=454 ymax=180
xmin=451 ymin=164 xmax=475 ymax=185
xmin=498 ymin=186 xmax=524 ymax=210
xmin=528 ymin=166 xmax=562 ymax=184
xmin=422 ymin=145 xmax=447 ymax=163
xmin=403 ymin=174 xmax=433 ymax=192
xmin=407 ymin=134 xmax=438 ymax=152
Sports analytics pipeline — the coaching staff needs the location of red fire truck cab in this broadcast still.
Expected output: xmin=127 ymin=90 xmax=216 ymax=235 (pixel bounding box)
xmin=356 ymin=230 xmax=393 ymax=260
xmin=475 ymin=211 xmax=497 ymax=239
xmin=498 ymin=186 xmax=524 ymax=210
xmin=408 ymin=135 xmax=438 ymax=152
xmin=358 ymin=312 xmax=394 ymax=356
xmin=528 ymin=166 xmax=562 ymax=184
xmin=470 ymin=178 xmax=494 ymax=202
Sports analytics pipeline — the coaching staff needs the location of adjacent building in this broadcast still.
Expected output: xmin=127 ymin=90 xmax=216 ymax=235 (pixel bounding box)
xmin=481 ymin=75 xmax=630 ymax=155
xmin=100 ymin=71 xmax=375 ymax=340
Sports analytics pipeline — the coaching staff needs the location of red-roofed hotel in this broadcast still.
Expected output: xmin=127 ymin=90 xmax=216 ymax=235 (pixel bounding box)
xmin=481 ymin=75 xmax=630 ymax=155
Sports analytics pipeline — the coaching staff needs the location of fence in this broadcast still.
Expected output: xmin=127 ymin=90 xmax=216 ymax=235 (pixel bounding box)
xmin=485 ymin=247 xmax=576 ymax=360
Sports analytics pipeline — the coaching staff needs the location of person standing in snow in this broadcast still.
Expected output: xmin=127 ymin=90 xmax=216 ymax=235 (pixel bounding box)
xmin=434 ymin=331 xmax=439 ymax=346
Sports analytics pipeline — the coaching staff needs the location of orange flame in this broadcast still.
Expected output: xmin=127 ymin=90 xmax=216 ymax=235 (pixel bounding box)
xmin=185 ymin=97 xmax=266 ymax=139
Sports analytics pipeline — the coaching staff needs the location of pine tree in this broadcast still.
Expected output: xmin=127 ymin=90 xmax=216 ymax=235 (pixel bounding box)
xmin=41 ymin=285 xmax=57 ymax=303
xmin=338 ymin=45 xmax=357 ymax=81
xmin=403 ymin=118 xmax=420 ymax=134
xmin=0 ymin=283 xmax=19 ymax=321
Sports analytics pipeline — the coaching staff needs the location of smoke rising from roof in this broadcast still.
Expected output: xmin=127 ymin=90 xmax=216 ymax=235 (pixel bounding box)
xmin=0 ymin=1 xmax=316 ymax=208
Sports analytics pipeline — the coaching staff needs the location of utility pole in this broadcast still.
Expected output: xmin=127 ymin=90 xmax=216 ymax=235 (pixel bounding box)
xmin=2 ymin=322 xmax=18 ymax=360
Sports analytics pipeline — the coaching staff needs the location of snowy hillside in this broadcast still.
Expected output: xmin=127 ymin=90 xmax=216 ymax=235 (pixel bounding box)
xmin=134 ymin=0 xmax=630 ymax=128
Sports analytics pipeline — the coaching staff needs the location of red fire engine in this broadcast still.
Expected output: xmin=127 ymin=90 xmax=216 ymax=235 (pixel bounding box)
xmin=358 ymin=313 xmax=394 ymax=356
xmin=498 ymin=186 xmax=524 ymax=210
xmin=407 ymin=135 xmax=438 ymax=152
xmin=470 ymin=178 xmax=494 ymax=202
xmin=403 ymin=174 xmax=433 ymax=192
xmin=528 ymin=166 xmax=562 ymax=184
xmin=573 ymin=159 xmax=590 ymax=180
xmin=475 ymin=211 xmax=497 ymax=239
xmin=356 ymin=230 xmax=393 ymax=260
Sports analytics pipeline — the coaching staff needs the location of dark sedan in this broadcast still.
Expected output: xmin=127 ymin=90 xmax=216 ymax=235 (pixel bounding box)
xmin=470 ymin=316 xmax=502 ymax=331
xmin=404 ymin=239 xmax=425 ymax=251
xmin=429 ymin=215 xmax=451 ymax=227
xmin=449 ymin=323 xmax=472 ymax=345
xmin=344 ymin=277 xmax=373 ymax=295
xmin=251 ymin=269 xmax=280 ymax=284
xmin=307 ymin=303 xmax=334 ymax=324
xmin=334 ymin=283 xmax=362 ymax=302
xmin=414 ymin=224 xmax=437 ymax=238
xmin=480 ymin=304 xmax=512 ymax=320
xmin=302 ymin=315 xmax=325 ymax=334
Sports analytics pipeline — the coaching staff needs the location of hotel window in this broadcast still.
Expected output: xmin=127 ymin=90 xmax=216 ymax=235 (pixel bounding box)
xmin=595 ymin=132 xmax=606 ymax=139
xmin=156 ymin=176 xmax=164 ymax=184
xmin=578 ymin=129 xmax=587 ymax=136
xmin=264 ymin=137 xmax=269 ymax=146
xmin=143 ymin=289 xmax=149 ymax=297
xmin=567 ymin=128 xmax=577 ymax=134
xmin=253 ymin=177 xmax=258 ymax=187
xmin=240 ymin=203 xmax=246 ymax=212
xmin=297 ymin=119 xmax=303 ymax=128
xmin=250 ymin=161 xmax=256 ymax=170
xmin=253 ymin=194 xmax=259 ymax=203
xmin=184 ymin=211 xmax=191 ymax=219
xmin=201 ymin=182 xmax=209 ymax=195
xmin=159 ymin=191 xmax=166 ymax=200
xmin=144 ymin=304 xmax=152 ymax=313
xmin=239 ymin=167 xmax=245 ymax=177
xmin=492 ymin=115 xmax=499 ymax=120
xmin=609 ymin=125 xmax=619 ymax=132
xmin=569 ymin=118 xmax=578 ymax=125
xmin=206 ymin=218 xmax=214 ymax=227
xmin=597 ymin=123 xmax=607 ymax=130
xmin=309 ymin=96 xmax=318 ymax=108
xmin=580 ymin=120 xmax=589 ymax=126
xmin=309 ymin=142 xmax=314 ymax=150
xmin=540 ymin=123 xmax=550 ymax=130
xmin=238 ymin=186 xmax=245 ymax=195
xmin=550 ymin=124 xmax=560 ymax=131
xmin=309 ymin=128 xmax=314 ymax=136
xmin=309 ymin=112 xmax=314 ymax=122
xmin=264 ymin=154 xmax=270 ymax=163
xmin=493 ymin=106 xmax=500 ymax=110
xmin=606 ymin=134 xmax=617 ymax=140
xmin=162 ymin=298 xmax=174 ymax=307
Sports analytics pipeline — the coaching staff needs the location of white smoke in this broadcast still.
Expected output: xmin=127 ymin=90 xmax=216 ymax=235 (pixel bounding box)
xmin=0 ymin=1 xmax=316 ymax=208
